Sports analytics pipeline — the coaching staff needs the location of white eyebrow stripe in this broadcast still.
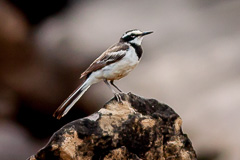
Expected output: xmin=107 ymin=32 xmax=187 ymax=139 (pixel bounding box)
xmin=122 ymin=30 xmax=142 ymax=38
xmin=122 ymin=32 xmax=132 ymax=38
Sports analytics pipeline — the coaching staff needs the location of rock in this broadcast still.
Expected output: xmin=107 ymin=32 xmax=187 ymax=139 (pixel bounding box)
xmin=27 ymin=93 xmax=197 ymax=160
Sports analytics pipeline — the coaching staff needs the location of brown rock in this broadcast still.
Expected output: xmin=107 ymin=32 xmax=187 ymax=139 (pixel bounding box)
xmin=28 ymin=93 xmax=197 ymax=160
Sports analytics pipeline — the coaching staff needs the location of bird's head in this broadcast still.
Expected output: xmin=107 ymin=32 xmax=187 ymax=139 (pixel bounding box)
xmin=120 ymin=29 xmax=153 ymax=45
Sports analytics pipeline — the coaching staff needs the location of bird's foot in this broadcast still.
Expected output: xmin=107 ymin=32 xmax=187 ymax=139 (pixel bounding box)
xmin=114 ymin=93 xmax=123 ymax=104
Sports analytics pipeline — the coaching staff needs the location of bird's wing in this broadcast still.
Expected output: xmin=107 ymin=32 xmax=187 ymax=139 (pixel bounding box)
xmin=80 ymin=43 xmax=129 ymax=79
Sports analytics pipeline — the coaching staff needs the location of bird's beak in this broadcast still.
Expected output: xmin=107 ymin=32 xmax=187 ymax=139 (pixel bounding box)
xmin=141 ymin=31 xmax=153 ymax=36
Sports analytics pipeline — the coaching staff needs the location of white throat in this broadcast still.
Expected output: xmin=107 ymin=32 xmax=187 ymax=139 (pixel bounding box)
xmin=129 ymin=36 xmax=144 ymax=45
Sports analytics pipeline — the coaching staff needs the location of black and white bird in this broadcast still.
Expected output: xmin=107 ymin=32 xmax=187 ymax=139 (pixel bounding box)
xmin=53 ymin=29 xmax=153 ymax=119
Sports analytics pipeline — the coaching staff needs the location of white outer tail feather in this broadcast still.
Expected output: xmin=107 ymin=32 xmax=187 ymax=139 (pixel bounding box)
xmin=54 ymin=78 xmax=92 ymax=119
xmin=61 ymin=84 xmax=90 ymax=117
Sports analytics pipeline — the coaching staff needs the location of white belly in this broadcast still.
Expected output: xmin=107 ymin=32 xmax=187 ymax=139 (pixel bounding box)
xmin=95 ymin=47 xmax=140 ymax=80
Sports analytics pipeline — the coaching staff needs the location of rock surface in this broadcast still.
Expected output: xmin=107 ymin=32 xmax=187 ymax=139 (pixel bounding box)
xmin=28 ymin=93 xmax=197 ymax=160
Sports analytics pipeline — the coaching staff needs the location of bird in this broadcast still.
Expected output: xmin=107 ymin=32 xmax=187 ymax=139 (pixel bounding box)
xmin=53 ymin=29 xmax=153 ymax=119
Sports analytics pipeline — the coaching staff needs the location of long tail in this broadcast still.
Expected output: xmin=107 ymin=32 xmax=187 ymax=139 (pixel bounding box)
xmin=53 ymin=79 xmax=91 ymax=119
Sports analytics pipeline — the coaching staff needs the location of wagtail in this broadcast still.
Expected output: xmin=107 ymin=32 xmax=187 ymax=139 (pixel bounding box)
xmin=53 ymin=29 xmax=153 ymax=119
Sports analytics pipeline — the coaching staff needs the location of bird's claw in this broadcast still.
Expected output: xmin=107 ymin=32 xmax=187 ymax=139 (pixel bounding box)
xmin=114 ymin=93 xmax=123 ymax=104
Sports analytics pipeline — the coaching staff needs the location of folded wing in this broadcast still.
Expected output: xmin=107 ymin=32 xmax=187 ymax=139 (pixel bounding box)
xmin=80 ymin=43 xmax=129 ymax=79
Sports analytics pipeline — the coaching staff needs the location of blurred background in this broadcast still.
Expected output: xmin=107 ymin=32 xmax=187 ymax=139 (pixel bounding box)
xmin=0 ymin=0 xmax=240 ymax=159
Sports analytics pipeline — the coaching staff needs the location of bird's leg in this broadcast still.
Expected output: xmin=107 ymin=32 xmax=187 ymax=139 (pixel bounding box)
xmin=104 ymin=80 xmax=122 ymax=103
xmin=110 ymin=80 xmax=122 ymax=92
xmin=104 ymin=79 xmax=116 ymax=94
